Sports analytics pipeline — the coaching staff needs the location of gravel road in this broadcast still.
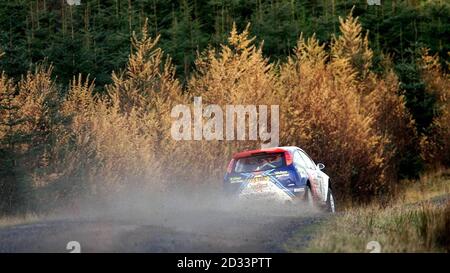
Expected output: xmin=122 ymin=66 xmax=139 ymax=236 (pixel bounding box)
xmin=0 ymin=197 xmax=326 ymax=253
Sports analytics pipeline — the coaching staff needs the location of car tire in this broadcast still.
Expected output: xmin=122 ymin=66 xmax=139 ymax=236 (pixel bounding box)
xmin=303 ymin=184 xmax=315 ymax=208
xmin=326 ymin=187 xmax=336 ymax=213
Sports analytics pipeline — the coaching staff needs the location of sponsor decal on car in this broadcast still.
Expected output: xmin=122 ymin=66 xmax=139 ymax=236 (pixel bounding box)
xmin=236 ymin=170 xmax=295 ymax=202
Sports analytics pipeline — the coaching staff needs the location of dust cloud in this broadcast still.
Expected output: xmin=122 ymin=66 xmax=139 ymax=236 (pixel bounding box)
xmin=2 ymin=177 xmax=324 ymax=252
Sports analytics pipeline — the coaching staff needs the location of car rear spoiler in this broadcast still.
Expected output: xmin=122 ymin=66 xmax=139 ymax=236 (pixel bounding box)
xmin=232 ymin=148 xmax=288 ymax=159
xmin=232 ymin=148 xmax=293 ymax=165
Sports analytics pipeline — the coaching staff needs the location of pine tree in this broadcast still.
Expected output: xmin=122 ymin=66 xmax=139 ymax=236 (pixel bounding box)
xmin=419 ymin=49 xmax=450 ymax=168
xmin=15 ymin=64 xmax=66 ymax=186
xmin=166 ymin=0 xmax=207 ymax=82
xmin=331 ymin=9 xmax=373 ymax=80
xmin=0 ymin=71 xmax=21 ymax=214
xmin=186 ymin=23 xmax=279 ymax=181
xmin=77 ymin=19 xmax=186 ymax=193
xmin=280 ymin=31 xmax=387 ymax=202
xmin=107 ymin=19 xmax=181 ymax=114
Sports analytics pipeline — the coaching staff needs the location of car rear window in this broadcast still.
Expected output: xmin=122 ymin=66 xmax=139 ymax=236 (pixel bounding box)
xmin=234 ymin=153 xmax=285 ymax=173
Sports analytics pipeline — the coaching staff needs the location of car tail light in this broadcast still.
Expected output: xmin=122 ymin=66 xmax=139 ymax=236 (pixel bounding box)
xmin=284 ymin=151 xmax=293 ymax=166
xmin=227 ymin=159 xmax=235 ymax=174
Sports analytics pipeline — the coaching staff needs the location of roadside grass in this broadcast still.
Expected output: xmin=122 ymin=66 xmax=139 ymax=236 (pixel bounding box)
xmin=399 ymin=168 xmax=450 ymax=204
xmin=284 ymin=169 xmax=450 ymax=253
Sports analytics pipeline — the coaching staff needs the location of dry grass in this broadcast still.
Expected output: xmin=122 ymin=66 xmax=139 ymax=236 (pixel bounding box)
xmin=400 ymin=169 xmax=450 ymax=204
xmin=293 ymin=170 xmax=450 ymax=253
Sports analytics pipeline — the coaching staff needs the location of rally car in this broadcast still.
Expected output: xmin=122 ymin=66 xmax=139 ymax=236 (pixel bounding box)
xmin=223 ymin=146 xmax=336 ymax=213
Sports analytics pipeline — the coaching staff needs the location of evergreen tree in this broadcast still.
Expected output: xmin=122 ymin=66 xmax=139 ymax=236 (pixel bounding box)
xmin=0 ymin=71 xmax=21 ymax=215
xmin=166 ymin=0 xmax=207 ymax=82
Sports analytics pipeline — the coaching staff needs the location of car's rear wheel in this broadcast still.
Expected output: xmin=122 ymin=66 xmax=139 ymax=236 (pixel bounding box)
xmin=326 ymin=187 xmax=336 ymax=213
xmin=303 ymin=184 xmax=315 ymax=208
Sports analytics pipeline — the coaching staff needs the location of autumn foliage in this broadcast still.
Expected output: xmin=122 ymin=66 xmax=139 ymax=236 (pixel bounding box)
xmin=419 ymin=50 xmax=450 ymax=168
xmin=0 ymin=13 xmax=448 ymax=214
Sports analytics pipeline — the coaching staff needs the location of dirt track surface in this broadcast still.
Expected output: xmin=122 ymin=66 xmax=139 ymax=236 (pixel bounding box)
xmin=0 ymin=204 xmax=326 ymax=253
